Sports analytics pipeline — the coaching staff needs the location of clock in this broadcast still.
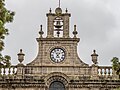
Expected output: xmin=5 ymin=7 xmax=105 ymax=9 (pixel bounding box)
xmin=50 ymin=48 xmax=65 ymax=63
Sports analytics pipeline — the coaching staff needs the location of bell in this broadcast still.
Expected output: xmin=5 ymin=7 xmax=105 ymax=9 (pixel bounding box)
xmin=55 ymin=21 xmax=62 ymax=29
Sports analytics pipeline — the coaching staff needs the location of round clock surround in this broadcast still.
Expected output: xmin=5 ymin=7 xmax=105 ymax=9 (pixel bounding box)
xmin=50 ymin=48 xmax=65 ymax=63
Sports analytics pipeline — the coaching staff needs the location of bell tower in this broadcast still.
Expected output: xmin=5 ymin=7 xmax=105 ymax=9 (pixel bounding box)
xmin=47 ymin=7 xmax=70 ymax=38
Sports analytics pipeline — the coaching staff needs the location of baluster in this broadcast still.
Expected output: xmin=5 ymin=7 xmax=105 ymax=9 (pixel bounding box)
xmin=0 ymin=68 xmax=1 ymax=76
xmin=13 ymin=67 xmax=15 ymax=75
xmin=100 ymin=68 xmax=102 ymax=76
xmin=98 ymin=69 xmax=99 ymax=75
xmin=104 ymin=68 xmax=107 ymax=76
xmin=8 ymin=67 xmax=11 ymax=75
xmin=108 ymin=68 xmax=110 ymax=76
xmin=3 ymin=67 xmax=6 ymax=75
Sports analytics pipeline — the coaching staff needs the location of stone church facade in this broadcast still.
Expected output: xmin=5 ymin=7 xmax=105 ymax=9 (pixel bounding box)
xmin=0 ymin=6 xmax=120 ymax=90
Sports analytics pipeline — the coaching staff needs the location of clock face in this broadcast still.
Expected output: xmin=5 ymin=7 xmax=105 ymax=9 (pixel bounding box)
xmin=50 ymin=48 xmax=65 ymax=63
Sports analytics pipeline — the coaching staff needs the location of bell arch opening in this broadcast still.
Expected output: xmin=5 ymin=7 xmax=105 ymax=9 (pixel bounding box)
xmin=49 ymin=81 xmax=65 ymax=90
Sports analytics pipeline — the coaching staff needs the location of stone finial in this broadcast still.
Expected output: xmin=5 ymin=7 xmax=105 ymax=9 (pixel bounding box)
xmin=39 ymin=25 xmax=44 ymax=38
xmin=65 ymin=8 xmax=68 ymax=13
xmin=55 ymin=7 xmax=62 ymax=16
xmin=49 ymin=8 xmax=52 ymax=13
xmin=73 ymin=25 xmax=78 ymax=38
xmin=17 ymin=49 xmax=25 ymax=64
xmin=91 ymin=50 xmax=98 ymax=65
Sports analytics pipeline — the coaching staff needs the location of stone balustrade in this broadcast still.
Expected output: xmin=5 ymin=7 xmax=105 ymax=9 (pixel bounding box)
xmin=98 ymin=66 xmax=113 ymax=79
xmin=0 ymin=66 xmax=17 ymax=77
xmin=0 ymin=65 xmax=115 ymax=80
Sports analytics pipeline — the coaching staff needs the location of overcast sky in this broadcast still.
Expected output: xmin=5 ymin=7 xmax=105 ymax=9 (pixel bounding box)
xmin=3 ymin=0 xmax=120 ymax=66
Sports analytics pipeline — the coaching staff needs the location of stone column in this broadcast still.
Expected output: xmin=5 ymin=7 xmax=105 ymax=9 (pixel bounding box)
xmin=63 ymin=14 xmax=71 ymax=38
xmin=46 ymin=14 xmax=54 ymax=38
xmin=91 ymin=65 xmax=99 ymax=79
xmin=16 ymin=64 xmax=24 ymax=79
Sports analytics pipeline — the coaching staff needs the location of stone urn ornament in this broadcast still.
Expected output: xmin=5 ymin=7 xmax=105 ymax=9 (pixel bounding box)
xmin=17 ymin=49 xmax=25 ymax=64
xmin=91 ymin=50 xmax=98 ymax=65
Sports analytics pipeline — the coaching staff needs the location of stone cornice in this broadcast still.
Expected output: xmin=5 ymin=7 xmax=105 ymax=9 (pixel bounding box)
xmin=46 ymin=13 xmax=71 ymax=17
xmin=0 ymin=79 xmax=119 ymax=88
xmin=36 ymin=38 xmax=80 ymax=42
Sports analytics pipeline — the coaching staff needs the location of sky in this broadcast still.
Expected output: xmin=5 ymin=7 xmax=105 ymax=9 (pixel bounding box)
xmin=3 ymin=0 xmax=120 ymax=66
